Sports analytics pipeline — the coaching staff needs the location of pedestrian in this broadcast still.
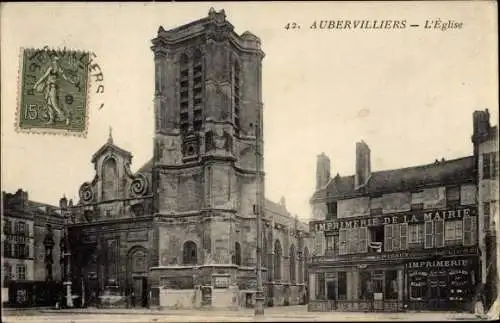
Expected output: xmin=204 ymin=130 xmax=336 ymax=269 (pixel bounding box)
xmin=131 ymin=291 xmax=136 ymax=307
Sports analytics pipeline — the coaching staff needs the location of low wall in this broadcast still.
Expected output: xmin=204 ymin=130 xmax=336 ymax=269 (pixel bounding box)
xmin=159 ymin=289 xmax=195 ymax=309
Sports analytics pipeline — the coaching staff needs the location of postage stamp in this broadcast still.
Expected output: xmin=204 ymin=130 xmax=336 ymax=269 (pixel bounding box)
xmin=16 ymin=48 xmax=91 ymax=137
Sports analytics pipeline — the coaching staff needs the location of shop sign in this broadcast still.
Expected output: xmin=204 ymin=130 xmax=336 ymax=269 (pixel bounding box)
xmin=311 ymin=206 xmax=476 ymax=232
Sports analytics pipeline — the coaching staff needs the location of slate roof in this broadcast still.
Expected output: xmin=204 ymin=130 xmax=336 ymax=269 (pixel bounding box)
xmin=312 ymin=156 xmax=475 ymax=202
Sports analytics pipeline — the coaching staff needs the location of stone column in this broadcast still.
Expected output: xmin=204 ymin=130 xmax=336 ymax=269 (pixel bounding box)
xmin=397 ymin=269 xmax=404 ymax=302
xmin=309 ymin=273 xmax=316 ymax=300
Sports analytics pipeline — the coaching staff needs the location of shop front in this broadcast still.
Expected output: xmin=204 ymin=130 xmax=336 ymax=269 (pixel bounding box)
xmin=406 ymin=255 xmax=479 ymax=311
xmin=308 ymin=261 xmax=405 ymax=312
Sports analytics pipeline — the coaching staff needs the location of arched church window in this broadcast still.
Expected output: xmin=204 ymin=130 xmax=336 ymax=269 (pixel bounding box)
xmin=290 ymin=244 xmax=296 ymax=283
xmin=183 ymin=240 xmax=197 ymax=265
xmin=102 ymin=158 xmax=117 ymax=201
xmin=233 ymin=242 xmax=241 ymax=266
xmin=274 ymin=240 xmax=282 ymax=281
xmin=303 ymin=247 xmax=309 ymax=285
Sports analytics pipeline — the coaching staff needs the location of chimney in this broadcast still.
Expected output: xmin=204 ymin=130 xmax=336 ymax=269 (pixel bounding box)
xmin=472 ymin=109 xmax=491 ymax=144
xmin=280 ymin=196 xmax=286 ymax=207
xmin=316 ymin=153 xmax=331 ymax=189
xmin=355 ymin=140 xmax=371 ymax=188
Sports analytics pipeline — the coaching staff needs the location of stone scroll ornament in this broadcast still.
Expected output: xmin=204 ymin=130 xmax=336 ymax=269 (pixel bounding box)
xmin=79 ymin=182 xmax=94 ymax=203
xmin=130 ymin=173 xmax=148 ymax=197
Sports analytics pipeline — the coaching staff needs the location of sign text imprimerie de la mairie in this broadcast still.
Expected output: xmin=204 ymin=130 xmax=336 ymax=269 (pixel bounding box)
xmin=311 ymin=206 xmax=476 ymax=233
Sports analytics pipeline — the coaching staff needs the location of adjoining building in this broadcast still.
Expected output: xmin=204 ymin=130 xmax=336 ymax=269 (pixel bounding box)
xmin=308 ymin=118 xmax=484 ymax=312
xmin=2 ymin=189 xmax=64 ymax=307
xmin=471 ymin=109 xmax=499 ymax=315
xmin=65 ymin=8 xmax=312 ymax=310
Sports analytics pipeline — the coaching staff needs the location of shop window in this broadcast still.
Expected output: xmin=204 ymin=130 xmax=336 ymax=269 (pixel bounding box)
xmin=463 ymin=216 xmax=477 ymax=246
xmin=183 ymin=241 xmax=197 ymax=265
xmin=360 ymin=271 xmax=372 ymax=300
xmin=327 ymin=280 xmax=336 ymax=300
xmin=410 ymin=272 xmax=428 ymax=301
xmin=445 ymin=220 xmax=463 ymax=246
xmin=316 ymin=272 xmax=325 ymax=300
xmin=337 ymin=272 xmax=347 ymax=300
xmin=385 ymin=270 xmax=398 ymax=300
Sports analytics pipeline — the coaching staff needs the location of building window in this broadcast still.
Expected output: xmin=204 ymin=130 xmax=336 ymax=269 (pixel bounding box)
xmin=182 ymin=241 xmax=197 ymax=265
xmin=16 ymin=221 xmax=26 ymax=235
xmin=16 ymin=264 xmax=26 ymax=280
xmin=337 ymin=272 xmax=347 ymax=300
xmin=484 ymin=202 xmax=491 ymax=231
xmin=483 ymin=152 xmax=498 ymax=179
xmin=434 ymin=218 xmax=445 ymax=248
xmin=326 ymin=202 xmax=337 ymax=219
xmin=445 ymin=220 xmax=463 ymax=245
xmin=289 ymin=244 xmax=296 ymax=283
xmin=339 ymin=227 xmax=368 ymax=255
xmin=3 ymin=263 xmax=12 ymax=283
xmin=384 ymin=223 xmax=408 ymax=252
xmin=4 ymin=242 xmax=11 ymax=257
xmin=14 ymin=244 xmax=29 ymax=258
xmin=446 ymin=186 xmax=461 ymax=207
xmin=274 ymin=240 xmax=282 ymax=281
xmin=3 ymin=219 xmax=12 ymax=234
xmin=102 ymin=158 xmax=118 ymax=201
xmin=408 ymin=223 xmax=424 ymax=245
xmin=463 ymin=216 xmax=477 ymax=246
xmin=325 ymin=235 xmax=334 ymax=252
xmin=233 ymin=242 xmax=241 ymax=266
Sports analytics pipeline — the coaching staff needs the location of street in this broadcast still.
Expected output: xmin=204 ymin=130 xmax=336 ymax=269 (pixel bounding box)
xmin=2 ymin=306 xmax=489 ymax=322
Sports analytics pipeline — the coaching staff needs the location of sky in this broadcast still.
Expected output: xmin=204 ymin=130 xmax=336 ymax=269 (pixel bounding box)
xmin=1 ymin=2 xmax=498 ymax=221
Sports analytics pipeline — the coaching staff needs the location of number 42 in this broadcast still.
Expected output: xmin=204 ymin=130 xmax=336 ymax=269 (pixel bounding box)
xmin=284 ymin=22 xmax=300 ymax=30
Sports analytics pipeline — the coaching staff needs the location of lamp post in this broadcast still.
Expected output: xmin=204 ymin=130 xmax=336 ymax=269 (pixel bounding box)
xmin=254 ymin=122 xmax=265 ymax=316
xmin=59 ymin=196 xmax=73 ymax=308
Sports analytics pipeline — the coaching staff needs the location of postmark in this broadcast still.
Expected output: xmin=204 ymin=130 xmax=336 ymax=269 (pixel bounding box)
xmin=16 ymin=47 xmax=91 ymax=137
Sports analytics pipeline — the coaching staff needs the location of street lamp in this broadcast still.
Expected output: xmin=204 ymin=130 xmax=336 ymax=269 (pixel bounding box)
xmin=59 ymin=195 xmax=74 ymax=308
xmin=254 ymin=123 xmax=265 ymax=316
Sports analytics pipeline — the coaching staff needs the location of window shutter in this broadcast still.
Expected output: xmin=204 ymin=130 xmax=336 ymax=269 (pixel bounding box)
xmin=463 ymin=216 xmax=472 ymax=246
xmin=471 ymin=216 xmax=477 ymax=245
xmin=25 ymin=223 xmax=29 ymax=237
xmin=400 ymin=223 xmax=408 ymax=250
xmin=385 ymin=225 xmax=393 ymax=252
xmin=339 ymin=229 xmax=347 ymax=255
xmin=25 ymin=245 xmax=29 ymax=258
xmin=424 ymin=221 xmax=434 ymax=249
xmin=434 ymin=218 xmax=444 ymax=248
xmin=393 ymin=224 xmax=401 ymax=251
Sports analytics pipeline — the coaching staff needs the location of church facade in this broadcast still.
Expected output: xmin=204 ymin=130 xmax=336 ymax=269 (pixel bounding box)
xmin=66 ymin=8 xmax=311 ymax=310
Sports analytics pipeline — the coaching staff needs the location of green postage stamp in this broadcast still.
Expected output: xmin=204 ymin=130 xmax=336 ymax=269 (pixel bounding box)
xmin=16 ymin=48 xmax=91 ymax=137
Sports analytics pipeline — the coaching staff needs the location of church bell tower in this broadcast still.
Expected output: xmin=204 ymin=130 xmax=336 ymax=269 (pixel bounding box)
xmin=149 ymin=8 xmax=265 ymax=308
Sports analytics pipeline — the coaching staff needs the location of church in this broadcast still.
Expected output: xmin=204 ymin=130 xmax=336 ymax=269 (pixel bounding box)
xmin=66 ymin=8 xmax=312 ymax=310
